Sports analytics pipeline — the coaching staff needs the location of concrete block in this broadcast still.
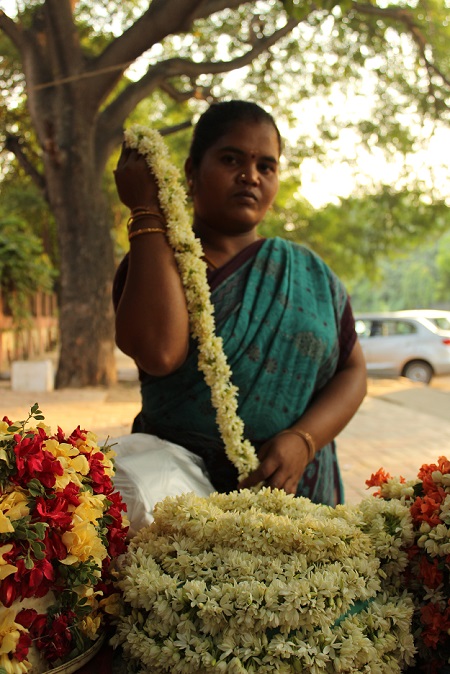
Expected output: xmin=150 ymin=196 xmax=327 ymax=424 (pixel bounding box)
xmin=11 ymin=360 xmax=54 ymax=392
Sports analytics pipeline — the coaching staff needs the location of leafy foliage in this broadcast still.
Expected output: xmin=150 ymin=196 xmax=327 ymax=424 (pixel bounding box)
xmin=0 ymin=216 xmax=56 ymax=325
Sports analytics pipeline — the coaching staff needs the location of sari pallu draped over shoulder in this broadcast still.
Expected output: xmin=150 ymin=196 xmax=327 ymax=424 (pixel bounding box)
xmin=136 ymin=237 xmax=356 ymax=504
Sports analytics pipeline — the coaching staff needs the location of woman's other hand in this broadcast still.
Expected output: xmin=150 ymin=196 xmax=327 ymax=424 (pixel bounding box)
xmin=238 ymin=433 xmax=310 ymax=494
xmin=114 ymin=144 xmax=162 ymax=212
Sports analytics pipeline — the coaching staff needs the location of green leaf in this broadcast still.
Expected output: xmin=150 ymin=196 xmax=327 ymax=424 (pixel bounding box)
xmin=27 ymin=478 xmax=46 ymax=497
xmin=24 ymin=556 xmax=34 ymax=570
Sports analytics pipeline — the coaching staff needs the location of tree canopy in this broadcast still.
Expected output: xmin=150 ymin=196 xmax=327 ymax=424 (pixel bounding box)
xmin=0 ymin=0 xmax=449 ymax=386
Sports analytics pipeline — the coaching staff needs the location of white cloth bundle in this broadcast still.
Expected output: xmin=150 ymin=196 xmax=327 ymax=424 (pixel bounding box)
xmin=111 ymin=433 xmax=215 ymax=537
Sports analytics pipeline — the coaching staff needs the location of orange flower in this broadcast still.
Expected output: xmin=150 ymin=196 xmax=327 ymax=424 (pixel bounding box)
xmin=437 ymin=456 xmax=450 ymax=474
xmin=365 ymin=468 xmax=392 ymax=489
xmin=410 ymin=494 xmax=443 ymax=527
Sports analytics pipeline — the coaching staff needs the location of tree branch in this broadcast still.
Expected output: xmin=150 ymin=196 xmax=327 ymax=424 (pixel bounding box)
xmin=96 ymin=15 xmax=299 ymax=164
xmin=0 ymin=9 xmax=26 ymax=51
xmin=86 ymin=0 xmax=214 ymax=104
xmin=4 ymin=135 xmax=47 ymax=198
xmin=353 ymin=2 xmax=450 ymax=93
xmin=44 ymin=0 xmax=84 ymax=78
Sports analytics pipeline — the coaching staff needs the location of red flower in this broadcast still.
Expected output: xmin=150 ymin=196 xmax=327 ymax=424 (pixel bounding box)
xmin=33 ymin=494 xmax=73 ymax=529
xmin=13 ymin=633 xmax=32 ymax=662
xmin=12 ymin=429 xmax=64 ymax=489
xmin=12 ymin=556 xmax=55 ymax=601
xmin=420 ymin=603 xmax=450 ymax=649
xmin=36 ymin=612 xmax=76 ymax=663
xmin=0 ymin=575 xmax=18 ymax=607
xmin=61 ymin=482 xmax=81 ymax=506
xmin=88 ymin=452 xmax=113 ymax=494
xmin=16 ymin=609 xmax=47 ymax=639
xmin=44 ymin=529 xmax=68 ymax=561
xmin=418 ymin=556 xmax=444 ymax=589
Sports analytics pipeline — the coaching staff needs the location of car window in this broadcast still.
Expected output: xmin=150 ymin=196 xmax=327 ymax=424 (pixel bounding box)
xmin=429 ymin=317 xmax=450 ymax=331
xmin=389 ymin=320 xmax=416 ymax=336
xmin=356 ymin=319 xmax=417 ymax=337
xmin=355 ymin=319 xmax=371 ymax=338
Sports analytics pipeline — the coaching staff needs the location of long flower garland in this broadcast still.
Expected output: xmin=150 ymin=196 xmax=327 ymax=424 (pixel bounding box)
xmin=123 ymin=126 xmax=258 ymax=481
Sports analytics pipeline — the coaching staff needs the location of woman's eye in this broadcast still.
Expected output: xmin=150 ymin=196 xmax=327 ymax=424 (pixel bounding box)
xmin=259 ymin=162 xmax=274 ymax=174
xmin=221 ymin=154 xmax=238 ymax=166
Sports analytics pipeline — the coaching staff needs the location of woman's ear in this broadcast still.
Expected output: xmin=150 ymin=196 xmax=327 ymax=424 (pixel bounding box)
xmin=184 ymin=157 xmax=194 ymax=194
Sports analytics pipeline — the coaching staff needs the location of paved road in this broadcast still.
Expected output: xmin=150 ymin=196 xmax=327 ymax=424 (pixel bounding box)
xmin=338 ymin=377 xmax=450 ymax=502
xmin=2 ymin=352 xmax=450 ymax=505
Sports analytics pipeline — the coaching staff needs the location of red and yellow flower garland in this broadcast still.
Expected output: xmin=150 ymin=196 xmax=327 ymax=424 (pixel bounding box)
xmin=0 ymin=404 xmax=128 ymax=674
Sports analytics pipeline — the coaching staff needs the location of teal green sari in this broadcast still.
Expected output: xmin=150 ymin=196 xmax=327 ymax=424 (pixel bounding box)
xmin=134 ymin=237 xmax=355 ymax=505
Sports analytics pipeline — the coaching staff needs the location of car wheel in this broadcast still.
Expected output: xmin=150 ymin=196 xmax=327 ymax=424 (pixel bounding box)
xmin=402 ymin=360 xmax=433 ymax=384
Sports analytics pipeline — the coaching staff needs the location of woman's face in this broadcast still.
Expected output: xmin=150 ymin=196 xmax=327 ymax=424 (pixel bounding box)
xmin=186 ymin=120 xmax=280 ymax=236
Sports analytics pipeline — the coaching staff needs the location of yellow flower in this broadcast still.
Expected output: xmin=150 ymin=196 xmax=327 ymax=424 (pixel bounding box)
xmin=0 ymin=606 xmax=26 ymax=657
xmin=0 ymin=544 xmax=17 ymax=581
xmin=61 ymin=521 xmax=107 ymax=566
xmin=79 ymin=614 xmax=101 ymax=640
xmin=44 ymin=438 xmax=79 ymax=459
xmin=0 ymin=490 xmax=30 ymax=534
xmin=72 ymin=493 xmax=106 ymax=525
xmin=0 ymin=654 xmax=30 ymax=674
xmin=0 ymin=420 xmax=11 ymax=435
xmin=99 ymin=593 xmax=122 ymax=616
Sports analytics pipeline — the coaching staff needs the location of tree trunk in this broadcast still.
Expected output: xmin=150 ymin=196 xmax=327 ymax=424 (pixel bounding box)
xmin=44 ymin=124 xmax=117 ymax=388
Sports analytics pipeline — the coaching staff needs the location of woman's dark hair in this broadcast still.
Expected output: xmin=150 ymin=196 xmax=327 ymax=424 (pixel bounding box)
xmin=188 ymin=100 xmax=282 ymax=168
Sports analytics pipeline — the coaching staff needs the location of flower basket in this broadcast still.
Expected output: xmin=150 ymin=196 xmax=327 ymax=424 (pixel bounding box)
xmin=112 ymin=488 xmax=416 ymax=673
xmin=42 ymin=633 xmax=106 ymax=674
xmin=0 ymin=405 xmax=129 ymax=674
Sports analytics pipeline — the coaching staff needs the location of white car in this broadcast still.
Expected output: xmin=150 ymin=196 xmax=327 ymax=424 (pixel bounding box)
xmin=355 ymin=309 xmax=450 ymax=384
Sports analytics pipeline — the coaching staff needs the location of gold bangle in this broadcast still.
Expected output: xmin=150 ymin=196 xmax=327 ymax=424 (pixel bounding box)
xmin=127 ymin=211 xmax=165 ymax=231
xmin=130 ymin=207 xmax=162 ymax=215
xmin=128 ymin=227 xmax=166 ymax=241
xmin=277 ymin=429 xmax=316 ymax=462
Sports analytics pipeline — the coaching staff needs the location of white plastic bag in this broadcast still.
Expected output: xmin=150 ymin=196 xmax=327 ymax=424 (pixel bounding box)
xmin=111 ymin=433 xmax=215 ymax=537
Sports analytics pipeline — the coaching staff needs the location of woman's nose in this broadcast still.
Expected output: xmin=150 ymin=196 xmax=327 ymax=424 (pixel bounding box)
xmin=238 ymin=166 xmax=258 ymax=184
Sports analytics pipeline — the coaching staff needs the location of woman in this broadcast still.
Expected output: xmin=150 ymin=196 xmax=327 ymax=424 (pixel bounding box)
xmin=112 ymin=100 xmax=367 ymax=519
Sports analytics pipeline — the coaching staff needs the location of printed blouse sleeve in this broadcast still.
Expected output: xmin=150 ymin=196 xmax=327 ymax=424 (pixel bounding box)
xmin=337 ymin=296 xmax=357 ymax=370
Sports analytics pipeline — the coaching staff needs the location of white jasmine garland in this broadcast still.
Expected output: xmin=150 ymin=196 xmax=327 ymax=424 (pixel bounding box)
xmin=112 ymin=489 xmax=416 ymax=672
xmin=124 ymin=125 xmax=258 ymax=480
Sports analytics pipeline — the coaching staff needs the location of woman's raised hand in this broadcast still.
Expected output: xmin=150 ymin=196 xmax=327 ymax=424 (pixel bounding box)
xmin=113 ymin=144 xmax=162 ymax=213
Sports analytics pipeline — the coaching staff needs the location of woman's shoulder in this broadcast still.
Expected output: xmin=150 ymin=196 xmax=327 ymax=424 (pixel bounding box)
xmin=267 ymin=237 xmax=329 ymax=267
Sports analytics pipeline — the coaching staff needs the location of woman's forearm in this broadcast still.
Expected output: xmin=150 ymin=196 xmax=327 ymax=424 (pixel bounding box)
xmin=115 ymin=230 xmax=190 ymax=376
xmin=289 ymin=340 xmax=367 ymax=453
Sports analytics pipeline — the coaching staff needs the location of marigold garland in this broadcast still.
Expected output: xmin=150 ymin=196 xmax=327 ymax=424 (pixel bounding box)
xmin=0 ymin=404 xmax=129 ymax=674
xmin=123 ymin=125 xmax=258 ymax=481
